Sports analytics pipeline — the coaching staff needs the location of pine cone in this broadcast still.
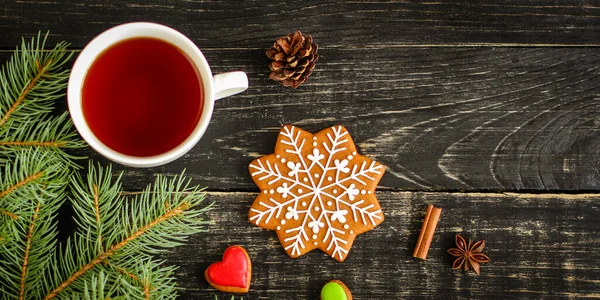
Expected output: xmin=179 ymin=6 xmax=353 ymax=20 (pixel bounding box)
xmin=267 ymin=31 xmax=319 ymax=88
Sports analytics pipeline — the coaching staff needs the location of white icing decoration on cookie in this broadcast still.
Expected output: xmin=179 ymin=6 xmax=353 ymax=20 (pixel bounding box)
xmin=346 ymin=183 xmax=359 ymax=200
xmin=276 ymin=182 xmax=290 ymax=198
xmin=285 ymin=206 xmax=300 ymax=220
xmin=308 ymin=220 xmax=324 ymax=233
xmin=270 ymin=189 xmax=275 ymax=194
xmin=286 ymin=161 xmax=301 ymax=176
xmin=307 ymin=148 xmax=324 ymax=162
xmin=276 ymin=155 xmax=280 ymax=158
xmin=248 ymin=125 xmax=384 ymax=261
xmin=361 ymin=190 xmax=366 ymax=195
xmin=334 ymin=159 xmax=350 ymax=173
xmin=368 ymin=191 xmax=372 ymax=194
xmin=331 ymin=210 xmax=348 ymax=223
xmin=312 ymin=234 xmax=317 ymax=240
xmin=280 ymin=158 xmax=286 ymax=163
xmin=313 ymin=142 xmax=317 ymax=146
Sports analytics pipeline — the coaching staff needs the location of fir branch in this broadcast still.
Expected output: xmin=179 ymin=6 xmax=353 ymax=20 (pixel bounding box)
xmin=0 ymin=32 xmax=72 ymax=127
xmin=0 ymin=32 xmax=84 ymax=169
xmin=0 ymin=170 xmax=42 ymax=198
xmin=0 ymin=208 xmax=18 ymax=220
xmin=0 ymin=33 xmax=82 ymax=298
xmin=104 ymin=257 xmax=178 ymax=300
xmin=70 ymin=163 xmax=124 ymax=255
xmin=0 ymin=111 xmax=86 ymax=168
xmin=82 ymin=271 xmax=113 ymax=300
xmin=19 ymin=202 xmax=40 ymax=300
xmin=93 ymin=184 xmax=101 ymax=246
xmin=0 ymin=149 xmax=69 ymax=224
xmin=81 ymin=271 xmax=128 ymax=300
xmin=103 ymin=262 xmax=143 ymax=288
xmin=0 ymin=150 xmax=69 ymax=300
xmin=0 ymin=112 xmax=86 ymax=149
xmin=45 ymin=202 xmax=189 ymax=299
xmin=42 ymin=164 xmax=212 ymax=299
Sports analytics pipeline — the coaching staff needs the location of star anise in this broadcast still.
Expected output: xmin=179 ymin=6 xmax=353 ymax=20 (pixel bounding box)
xmin=447 ymin=234 xmax=490 ymax=275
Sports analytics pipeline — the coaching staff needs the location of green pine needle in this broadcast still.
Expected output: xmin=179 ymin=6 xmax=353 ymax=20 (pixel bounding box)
xmin=81 ymin=271 xmax=129 ymax=300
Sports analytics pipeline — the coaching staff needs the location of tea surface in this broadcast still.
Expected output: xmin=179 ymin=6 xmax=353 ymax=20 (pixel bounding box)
xmin=82 ymin=37 xmax=203 ymax=157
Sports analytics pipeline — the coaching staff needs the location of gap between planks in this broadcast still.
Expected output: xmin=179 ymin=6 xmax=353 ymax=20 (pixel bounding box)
xmin=120 ymin=190 xmax=600 ymax=199
xmin=2 ymin=43 xmax=600 ymax=52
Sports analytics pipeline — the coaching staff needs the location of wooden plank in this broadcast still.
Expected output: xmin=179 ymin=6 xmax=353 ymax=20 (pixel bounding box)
xmin=1 ymin=0 xmax=600 ymax=48
xmin=163 ymin=191 xmax=600 ymax=299
xmin=1 ymin=46 xmax=598 ymax=192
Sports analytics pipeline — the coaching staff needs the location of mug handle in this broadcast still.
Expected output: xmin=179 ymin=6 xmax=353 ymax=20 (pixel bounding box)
xmin=213 ymin=71 xmax=248 ymax=100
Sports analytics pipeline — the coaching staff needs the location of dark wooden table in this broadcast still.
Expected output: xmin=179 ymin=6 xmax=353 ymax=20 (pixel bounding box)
xmin=2 ymin=1 xmax=600 ymax=299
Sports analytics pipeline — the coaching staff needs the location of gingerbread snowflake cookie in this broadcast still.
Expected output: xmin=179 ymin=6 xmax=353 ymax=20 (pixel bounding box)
xmin=248 ymin=125 xmax=385 ymax=262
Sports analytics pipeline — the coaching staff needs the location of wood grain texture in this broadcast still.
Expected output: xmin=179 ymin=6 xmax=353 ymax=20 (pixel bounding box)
xmin=2 ymin=2 xmax=600 ymax=297
xmin=1 ymin=0 xmax=600 ymax=48
xmin=164 ymin=191 xmax=600 ymax=299
xmin=4 ymin=46 xmax=595 ymax=191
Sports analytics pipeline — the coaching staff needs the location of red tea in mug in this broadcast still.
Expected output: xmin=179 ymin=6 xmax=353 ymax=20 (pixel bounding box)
xmin=82 ymin=37 xmax=203 ymax=157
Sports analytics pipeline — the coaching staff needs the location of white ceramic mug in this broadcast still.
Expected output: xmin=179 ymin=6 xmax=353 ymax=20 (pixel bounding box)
xmin=68 ymin=22 xmax=248 ymax=167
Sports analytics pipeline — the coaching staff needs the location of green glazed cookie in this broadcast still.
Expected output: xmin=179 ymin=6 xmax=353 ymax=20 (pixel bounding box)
xmin=321 ymin=280 xmax=352 ymax=300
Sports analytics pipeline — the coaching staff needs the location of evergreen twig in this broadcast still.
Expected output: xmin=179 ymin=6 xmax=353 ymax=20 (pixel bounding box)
xmin=0 ymin=32 xmax=83 ymax=168
xmin=0 ymin=112 xmax=86 ymax=167
xmin=0 ymin=32 xmax=71 ymax=127
xmin=0 ymin=149 xmax=69 ymax=299
xmin=40 ymin=163 xmax=212 ymax=299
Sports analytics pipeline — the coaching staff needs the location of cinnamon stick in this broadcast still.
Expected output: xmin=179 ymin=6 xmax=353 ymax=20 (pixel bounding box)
xmin=413 ymin=204 xmax=442 ymax=260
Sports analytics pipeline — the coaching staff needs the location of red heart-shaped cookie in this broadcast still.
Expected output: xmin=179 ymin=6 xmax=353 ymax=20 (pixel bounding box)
xmin=205 ymin=245 xmax=251 ymax=293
